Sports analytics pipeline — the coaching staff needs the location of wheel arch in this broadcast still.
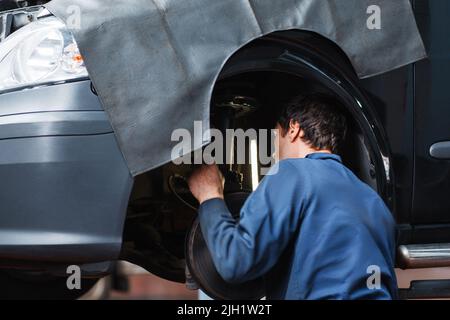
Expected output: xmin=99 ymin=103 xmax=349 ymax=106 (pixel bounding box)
xmin=213 ymin=29 xmax=396 ymax=212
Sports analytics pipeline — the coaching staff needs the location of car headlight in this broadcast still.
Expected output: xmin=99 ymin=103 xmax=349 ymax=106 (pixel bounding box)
xmin=0 ymin=15 xmax=88 ymax=92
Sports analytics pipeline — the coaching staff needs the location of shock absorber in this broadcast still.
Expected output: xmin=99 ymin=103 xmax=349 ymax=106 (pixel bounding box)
xmin=212 ymin=94 xmax=259 ymax=193
xmin=214 ymin=105 xmax=242 ymax=193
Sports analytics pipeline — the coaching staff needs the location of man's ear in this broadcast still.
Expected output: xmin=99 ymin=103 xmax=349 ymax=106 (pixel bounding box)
xmin=288 ymin=120 xmax=301 ymax=142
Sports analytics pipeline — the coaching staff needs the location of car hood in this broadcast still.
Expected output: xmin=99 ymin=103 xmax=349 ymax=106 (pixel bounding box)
xmin=46 ymin=0 xmax=426 ymax=176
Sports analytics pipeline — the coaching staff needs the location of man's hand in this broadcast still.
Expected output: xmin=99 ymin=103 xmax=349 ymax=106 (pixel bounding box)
xmin=188 ymin=164 xmax=224 ymax=205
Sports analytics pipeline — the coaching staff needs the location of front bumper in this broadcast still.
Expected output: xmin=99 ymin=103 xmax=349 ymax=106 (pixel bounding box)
xmin=0 ymin=80 xmax=133 ymax=264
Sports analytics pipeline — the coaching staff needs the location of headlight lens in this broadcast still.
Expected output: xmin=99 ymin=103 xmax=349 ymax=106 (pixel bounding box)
xmin=0 ymin=15 xmax=88 ymax=92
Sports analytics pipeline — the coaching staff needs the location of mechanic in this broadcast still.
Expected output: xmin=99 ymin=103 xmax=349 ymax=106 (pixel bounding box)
xmin=188 ymin=93 xmax=398 ymax=300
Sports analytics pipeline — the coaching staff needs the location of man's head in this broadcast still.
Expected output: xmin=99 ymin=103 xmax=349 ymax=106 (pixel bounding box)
xmin=275 ymin=93 xmax=347 ymax=161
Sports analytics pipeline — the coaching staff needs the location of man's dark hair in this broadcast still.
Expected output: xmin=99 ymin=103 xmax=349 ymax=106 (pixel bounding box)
xmin=277 ymin=93 xmax=348 ymax=154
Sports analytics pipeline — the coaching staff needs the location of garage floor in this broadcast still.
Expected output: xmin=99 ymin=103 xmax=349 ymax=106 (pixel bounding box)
xmin=101 ymin=263 xmax=450 ymax=299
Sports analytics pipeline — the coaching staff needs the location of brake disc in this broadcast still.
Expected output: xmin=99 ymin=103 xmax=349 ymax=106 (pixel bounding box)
xmin=185 ymin=192 xmax=265 ymax=300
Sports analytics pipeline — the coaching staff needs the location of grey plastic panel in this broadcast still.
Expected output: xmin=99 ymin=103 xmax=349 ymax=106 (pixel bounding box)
xmin=0 ymin=81 xmax=133 ymax=264
xmin=0 ymin=80 xmax=102 ymax=116
xmin=0 ymin=111 xmax=112 ymax=139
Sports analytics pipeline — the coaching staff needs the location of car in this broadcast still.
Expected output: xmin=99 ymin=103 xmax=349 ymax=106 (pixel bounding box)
xmin=0 ymin=0 xmax=448 ymax=299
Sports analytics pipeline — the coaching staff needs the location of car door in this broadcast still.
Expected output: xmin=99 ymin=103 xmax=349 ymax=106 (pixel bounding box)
xmin=413 ymin=0 xmax=450 ymax=233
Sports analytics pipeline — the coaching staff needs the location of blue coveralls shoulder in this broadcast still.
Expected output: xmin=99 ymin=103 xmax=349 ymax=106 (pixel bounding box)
xmin=198 ymin=153 xmax=398 ymax=299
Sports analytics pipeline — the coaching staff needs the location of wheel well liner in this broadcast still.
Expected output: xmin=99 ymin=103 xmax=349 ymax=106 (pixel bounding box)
xmin=215 ymin=30 xmax=395 ymax=211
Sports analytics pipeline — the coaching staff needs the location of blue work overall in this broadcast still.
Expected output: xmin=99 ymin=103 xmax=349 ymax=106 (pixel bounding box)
xmin=198 ymin=153 xmax=398 ymax=300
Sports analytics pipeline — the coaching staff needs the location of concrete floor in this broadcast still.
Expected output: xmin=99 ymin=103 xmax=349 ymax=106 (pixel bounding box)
xmin=109 ymin=273 xmax=198 ymax=300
